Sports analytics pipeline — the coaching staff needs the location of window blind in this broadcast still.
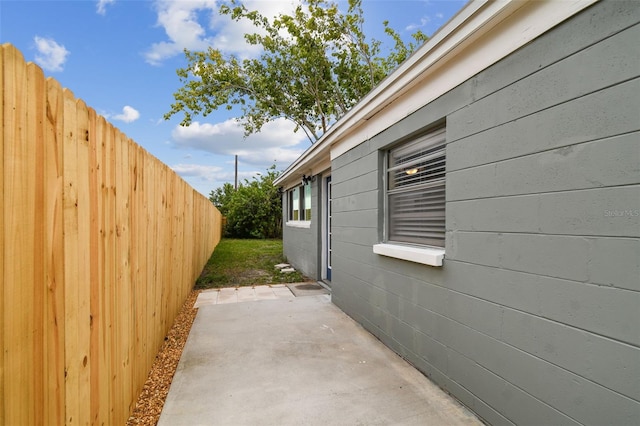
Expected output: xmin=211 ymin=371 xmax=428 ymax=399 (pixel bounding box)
xmin=387 ymin=127 xmax=446 ymax=247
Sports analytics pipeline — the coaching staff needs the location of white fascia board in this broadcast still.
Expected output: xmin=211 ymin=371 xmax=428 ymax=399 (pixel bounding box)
xmin=276 ymin=153 xmax=332 ymax=191
xmin=274 ymin=138 xmax=331 ymax=187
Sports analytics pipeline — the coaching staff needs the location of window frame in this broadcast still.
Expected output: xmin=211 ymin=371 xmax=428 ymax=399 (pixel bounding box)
xmin=287 ymin=182 xmax=312 ymax=224
xmin=374 ymin=125 xmax=446 ymax=267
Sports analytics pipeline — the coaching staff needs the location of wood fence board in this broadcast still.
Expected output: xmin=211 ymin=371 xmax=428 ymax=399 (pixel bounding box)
xmin=170 ymin=179 xmax=180 ymax=322
xmin=159 ymin=168 xmax=168 ymax=334
xmin=101 ymin=115 xmax=116 ymax=425
xmin=129 ymin=141 xmax=142 ymax=398
xmin=155 ymin=166 xmax=168 ymax=344
xmin=87 ymin=106 xmax=101 ymax=425
xmin=3 ymin=43 xmax=35 ymax=426
xmin=112 ymin=128 xmax=125 ymax=423
xmin=184 ymin=190 xmax=193 ymax=289
xmin=94 ymin=113 xmax=110 ymax=426
xmin=144 ymin=159 xmax=156 ymax=365
xmin=44 ymin=76 xmax=66 ymax=426
xmin=135 ymin=145 xmax=148 ymax=391
xmin=27 ymin=60 xmax=47 ymax=426
xmin=76 ymin=99 xmax=92 ymax=426
xmin=0 ymin=42 xmax=6 ymax=426
xmin=122 ymin=137 xmax=134 ymax=418
xmin=62 ymin=88 xmax=80 ymax=426
xmin=114 ymin=131 xmax=133 ymax=423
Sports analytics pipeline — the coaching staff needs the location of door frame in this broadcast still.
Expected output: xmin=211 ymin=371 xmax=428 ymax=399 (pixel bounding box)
xmin=322 ymin=175 xmax=332 ymax=282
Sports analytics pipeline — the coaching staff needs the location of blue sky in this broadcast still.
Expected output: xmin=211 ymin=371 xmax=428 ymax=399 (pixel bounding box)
xmin=1 ymin=0 xmax=466 ymax=196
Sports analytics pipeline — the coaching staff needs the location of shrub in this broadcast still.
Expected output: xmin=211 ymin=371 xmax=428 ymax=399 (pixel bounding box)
xmin=209 ymin=165 xmax=282 ymax=239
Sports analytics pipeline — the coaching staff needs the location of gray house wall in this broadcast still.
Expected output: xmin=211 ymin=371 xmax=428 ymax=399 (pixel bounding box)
xmin=330 ymin=1 xmax=640 ymax=425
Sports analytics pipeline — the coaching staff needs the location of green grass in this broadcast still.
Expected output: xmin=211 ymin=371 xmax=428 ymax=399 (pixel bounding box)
xmin=195 ymin=238 xmax=308 ymax=289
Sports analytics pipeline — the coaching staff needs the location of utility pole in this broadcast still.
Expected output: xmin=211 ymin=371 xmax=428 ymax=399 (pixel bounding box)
xmin=234 ymin=154 xmax=238 ymax=190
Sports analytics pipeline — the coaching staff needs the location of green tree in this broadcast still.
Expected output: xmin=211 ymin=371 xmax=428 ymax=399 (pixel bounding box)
xmin=209 ymin=166 xmax=283 ymax=239
xmin=165 ymin=0 xmax=427 ymax=143
xmin=209 ymin=182 xmax=236 ymax=216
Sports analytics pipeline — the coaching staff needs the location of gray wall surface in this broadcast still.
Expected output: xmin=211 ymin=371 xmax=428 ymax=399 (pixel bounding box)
xmin=329 ymin=1 xmax=640 ymax=425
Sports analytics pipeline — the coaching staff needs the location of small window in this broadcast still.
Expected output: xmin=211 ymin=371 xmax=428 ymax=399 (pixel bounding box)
xmin=288 ymin=183 xmax=312 ymax=221
xmin=290 ymin=187 xmax=300 ymax=220
xmin=386 ymin=127 xmax=446 ymax=247
xmin=304 ymin=183 xmax=312 ymax=220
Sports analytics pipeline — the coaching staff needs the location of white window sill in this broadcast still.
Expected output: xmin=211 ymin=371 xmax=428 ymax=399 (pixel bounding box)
xmin=286 ymin=220 xmax=311 ymax=229
xmin=373 ymin=243 xmax=444 ymax=267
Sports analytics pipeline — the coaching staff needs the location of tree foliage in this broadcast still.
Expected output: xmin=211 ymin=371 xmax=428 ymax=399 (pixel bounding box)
xmin=165 ymin=0 xmax=427 ymax=143
xmin=210 ymin=166 xmax=282 ymax=239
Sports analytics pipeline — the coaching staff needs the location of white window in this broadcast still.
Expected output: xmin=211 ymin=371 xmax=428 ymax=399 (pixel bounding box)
xmin=290 ymin=186 xmax=300 ymax=220
xmin=386 ymin=126 xmax=446 ymax=247
xmin=288 ymin=183 xmax=311 ymax=221
xmin=304 ymin=183 xmax=312 ymax=220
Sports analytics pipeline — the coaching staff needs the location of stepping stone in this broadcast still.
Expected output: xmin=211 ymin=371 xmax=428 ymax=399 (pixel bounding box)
xmin=274 ymin=263 xmax=290 ymax=269
xmin=280 ymin=268 xmax=296 ymax=273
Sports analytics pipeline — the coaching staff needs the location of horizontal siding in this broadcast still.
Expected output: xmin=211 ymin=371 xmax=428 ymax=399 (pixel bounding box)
xmin=443 ymin=260 xmax=639 ymax=346
xmin=332 ymin=238 xmax=445 ymax=285
xmin=448 ymin=185 xmax=640 ymax=238
xmin=461 ymin=0 xmax=640 ymax=108
xmin=331 ymin=189 xmax=379 ymax=213
xmin=329 ymin=2 xmax=640 ymax=425
xmin=589 ymin=237 xmax=640 ymax=290
xmin=500 ymin=308 xmax=640 ymax=401
xmin=331 ymin=226 xmax=378 ymax=247
xmin=331 ymin=209 xmax=378 ymax=229
xmin=331 ymin=169 xmax=378 ymax=199
xmin=447 ymin=23 xmax=639 ymax=143
xmin=448 ymin=132 xmax=639 ymax=200
xmin=283 ymin=225 xmax=316 ymax=279
xmin=447 ymin=80 xmax=640 ymax=172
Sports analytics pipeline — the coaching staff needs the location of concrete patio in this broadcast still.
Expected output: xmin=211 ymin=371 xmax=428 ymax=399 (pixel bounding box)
xmin=159 ymin=286 xmax=482 ymax=425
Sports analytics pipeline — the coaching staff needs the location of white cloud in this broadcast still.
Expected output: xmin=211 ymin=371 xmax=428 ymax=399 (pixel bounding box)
xmin=33 ymin=36 xmax=69 ymax=72
xmin=112 ymin=105 xmax=141 ymax=123
xmin=171 ymin=117 xmax=306 ymax=167
xmin=144 ymin=0 xmax=218 ymax=65
xmin=145 ymin=0 xmax=301 ymax=65
xmin=436 ymin=12 xmax=444 ymax=19
xmin=96 ymin=0 xmax=115 ymax=15
xmin=170 ymin=163 xmax=223 ymax=182
xmin=208 ymin=1 xmax=300 ymax=56
xmin=406 ymin=16 xmax=431 ymax=32
xmin=171 ymin=164 xmax=265 ymax=197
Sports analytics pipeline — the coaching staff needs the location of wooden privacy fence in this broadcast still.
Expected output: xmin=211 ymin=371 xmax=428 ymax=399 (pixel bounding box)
xmin=1 ymin=44 xmax=222 ymax=425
